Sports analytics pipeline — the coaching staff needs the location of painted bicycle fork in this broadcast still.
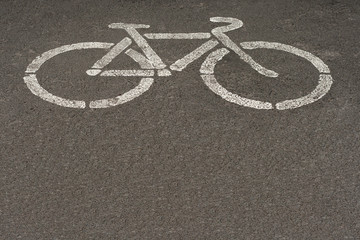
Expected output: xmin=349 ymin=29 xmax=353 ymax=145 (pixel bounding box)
xmin=86 ymin=17 xmax=278 ymax=79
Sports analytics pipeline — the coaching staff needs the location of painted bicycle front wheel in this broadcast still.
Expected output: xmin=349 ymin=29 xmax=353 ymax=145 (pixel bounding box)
xmin=200 ymin=41 xmax=333 ymax=110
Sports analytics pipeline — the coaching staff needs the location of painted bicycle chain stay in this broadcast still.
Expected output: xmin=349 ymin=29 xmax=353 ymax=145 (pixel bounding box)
xmin=24 ymin=17 xmax=333 ymax=110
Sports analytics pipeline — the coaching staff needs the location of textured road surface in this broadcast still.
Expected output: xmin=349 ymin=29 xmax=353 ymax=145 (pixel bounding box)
xmin=1 ymin=0 xmax=360 ymax=239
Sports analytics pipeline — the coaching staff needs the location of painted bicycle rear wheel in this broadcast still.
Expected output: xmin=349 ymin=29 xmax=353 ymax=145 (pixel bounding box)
xmin=24 ymin=42 xmax=154 ymax=109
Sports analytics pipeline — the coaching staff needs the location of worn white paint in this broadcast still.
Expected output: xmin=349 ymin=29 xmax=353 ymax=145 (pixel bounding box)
xmin=24 ymin=41 xmax=154 ymax=108
xmin=201 ymin=40 xmax=333 ymax=110
xmin=26 ymin=42 xmax=114 ymax=74
xmin=240 ymin=41 xmax=333 ymax=109
xmin=200 ymin=48 xmax=229 ymax=74
xmin=276 ymin=74 xmax=333 ymax=110
xmin=89 ymin=78 xmax=154 ymax=108
xmin=157 ymin=69 xmax=172 ymax=76
xmin=240 ymin=41 xmax=331 ymax=73
xmin=210 ymin=17 xmax=279 ymax=78
xmin=109 ymin=23 xmax=150 ymax=29
xmin=24 ymin=42 xmax=113 ymax=108
xmin=24 ymin=17 xmax=333 ymax=110
xmin=144 ymin=33 xmax=211 ymax=39
xmin=170 ymin=39 xmax=219 ymax=71
xmin=100 ymin=70 xmax=154 ymax=77
xmin=90 ymin=38 xmax=132 ymax=73
xmin=200 ymin=48 xmax=273 ymax=109
xmin=125 ymin=27 xmax=166 ymax=69
xmin=86 ymin=69 xmax=102 ymax=76
xmin=24 ymin=74 xmax=86 ymax=108
xmin=125 ymin=48 xmax=153 ymax=69
xmin=210 ymin=17 xmax=244 ymax=33
xmin=202 ymin=74 xmax=274 ymax=109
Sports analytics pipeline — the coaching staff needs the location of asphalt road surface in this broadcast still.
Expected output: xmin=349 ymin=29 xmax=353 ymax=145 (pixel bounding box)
xmin=1 ymin=0 xmax=360 ymax=239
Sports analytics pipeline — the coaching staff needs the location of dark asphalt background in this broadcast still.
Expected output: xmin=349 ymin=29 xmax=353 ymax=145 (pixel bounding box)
xmin=1 ymin=0 xmax=360 ymax=239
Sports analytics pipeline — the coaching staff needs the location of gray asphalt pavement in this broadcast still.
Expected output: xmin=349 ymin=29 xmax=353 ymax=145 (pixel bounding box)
xmin=1 ymin=0 xmax=360 ymax=239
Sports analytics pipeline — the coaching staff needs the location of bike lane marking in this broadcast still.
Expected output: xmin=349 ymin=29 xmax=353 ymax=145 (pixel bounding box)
xmin=202 ymin=74 xmax=274 ymax=110
xmin=200 ymin=41 xmax=333 ymax=110
xmin=24 ymin=74 xmax=86 ymax=108
xmin=276 ymin=74 xmax=333 ymax=110
xmin=25 ymin=42 xmax=115 ymax=74
xmin=210 ymin=17 xmax=279 ymax=78
xmin=100 ymin=70 xmax=154 ymax=77
xmin=144 ymin=33 xmax=211 ymax=39
xmin=240 ymin=41 xmax=333 ymax=110
xmin=170 ymin=39 xmax=219 ymax=71
xmin=24 ymin=42 xmax=114 ymax=109
xmin=88 ymin=37 xmax=132 ymax=75
xmin=24 ymin=40 xmax=157 ymax=109
xmin=200 ymin=48 xmax=229 ymax=74
xmin=125 ymin=49 xmax=154 ymax=69
xmin=88 ymin=41 xmax=157 ymax=108
xmin=121 ymin=27 xmax=166 ymax=69
xmin=89 ymin=78 xmax=154 ymax=108
xmin=240 ymin=42 xmax=330 ymax=73
xmin=200 ymin=48 xmax=274 ymax=110
xmin=23 ymin=18 xmax=333 ymax=110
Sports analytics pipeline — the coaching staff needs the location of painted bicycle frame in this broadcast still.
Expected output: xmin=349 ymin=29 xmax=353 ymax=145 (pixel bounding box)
xmin=24 ymin=17 xmax=333 ymax=110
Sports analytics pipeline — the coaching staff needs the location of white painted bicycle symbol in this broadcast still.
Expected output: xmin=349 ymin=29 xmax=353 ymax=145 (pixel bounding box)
xmin=24 ymin=17 xmax=333 ymax=110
